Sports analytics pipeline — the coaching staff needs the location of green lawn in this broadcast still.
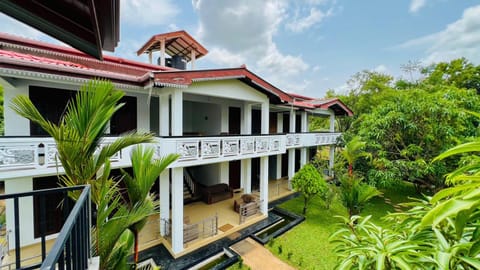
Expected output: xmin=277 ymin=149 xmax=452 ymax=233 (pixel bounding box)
xmin=228 ymin=182 xmax=418 ymax=270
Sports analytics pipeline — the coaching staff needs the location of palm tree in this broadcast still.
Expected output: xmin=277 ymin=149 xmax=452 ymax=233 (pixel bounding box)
xmin=121 ymin=146 xmax=178 ymax=263
xmin=341 ymin=136 xmax=371 ymax=177
xmin=10 ymin=80 xmax=154 ymax=268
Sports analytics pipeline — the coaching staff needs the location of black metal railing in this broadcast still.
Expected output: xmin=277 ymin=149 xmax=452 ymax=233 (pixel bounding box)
xmin=0 ymin=185 xmax=90 ymax=270
xmin=40 ymin=185 xmax=91 ymax=270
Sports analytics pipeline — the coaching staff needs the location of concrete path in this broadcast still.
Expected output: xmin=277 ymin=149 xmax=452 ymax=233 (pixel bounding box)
xmin=230 ymin=237 xmax=295 ymax=270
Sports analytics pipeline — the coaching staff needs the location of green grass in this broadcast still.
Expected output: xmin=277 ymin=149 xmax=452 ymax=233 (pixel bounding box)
xmin=228 ymin=182 xmax=419 ymax=270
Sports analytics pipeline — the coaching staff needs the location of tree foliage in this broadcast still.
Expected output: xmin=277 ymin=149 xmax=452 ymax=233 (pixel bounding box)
xmin=291 ymin=164 xmax=328 ymax=215
xmin=328 ymin=58 xmax=480 ymax=190
xmin=331 ymin=112 xmax=480 ymax=269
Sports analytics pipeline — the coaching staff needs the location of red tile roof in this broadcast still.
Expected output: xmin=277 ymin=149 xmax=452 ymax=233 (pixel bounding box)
xmin=152 ymin=67 xmax=291 ymax=103
xmin=0 ymin=49 xmax=86 ymax=69
xmin=0 ymin=32 xmax=353 ymax=115
xmin=137 ymin=30 xmax=208 ymax=61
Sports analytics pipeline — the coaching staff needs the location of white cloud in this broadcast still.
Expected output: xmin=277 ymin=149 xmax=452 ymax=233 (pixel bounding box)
xmin=409 ymin=0 xmax=427 ymax=13
xmin=286 ymin=7 xmax=333 ymax=33
xmin=121 ymin=0 xmax=179 ymax=26
xmin=373 ymin=64 xmax=388 ymax=74
xmin=399 ymin=5 xmax=480 ymax=64
xmin=192 ymin=0 xmax=312 ymax=92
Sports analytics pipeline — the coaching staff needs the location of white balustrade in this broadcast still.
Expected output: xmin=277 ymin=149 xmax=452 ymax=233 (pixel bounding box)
xmin=285 ymin=132 xmax=341 ymax=149
xmin=0 ymin=133 xmax=340 ymax=177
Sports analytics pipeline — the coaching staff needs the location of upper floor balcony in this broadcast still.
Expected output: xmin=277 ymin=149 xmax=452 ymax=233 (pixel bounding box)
xmin=0 ymin=132 xmax=340 ymax=179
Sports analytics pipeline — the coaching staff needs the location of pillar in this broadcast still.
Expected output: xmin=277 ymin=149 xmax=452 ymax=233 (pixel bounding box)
xmin=171 ymin=167 xmax=184 ymax=253
xmin=159 ymin=170 xmax=170 ymax=236
xmin=288 ymin=109 xmax=296 ymax=188
xmin=160 ymin=39 xmax=166 ymax=66
xmin=276 ymin=113 xmax=283 ymax=179
xmin=171 ymin=91 xmax=183 ymax=136
xmin=300 ymin=111 xmax=308 ymax=166
xmin=259 ymin=156 xmax=269 ymax=214
xmin=260 ymin=102 xmax=270 ymax=208
xmin=191 ymin=50 xmax=196 ymax=70
xmin=159 ymin=94 xmax=170 ymax=136
xmin=159 ymin=93 xmax=171 ymax=236
xmin=241 ymin=102 xmax=252 ymax=193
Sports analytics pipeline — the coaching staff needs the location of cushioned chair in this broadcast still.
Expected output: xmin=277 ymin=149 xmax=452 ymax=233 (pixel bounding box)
xmin=200 ymin=183 xmax=233 ymax=204
xmin=233 ymin=194 xmax=258 ymax=213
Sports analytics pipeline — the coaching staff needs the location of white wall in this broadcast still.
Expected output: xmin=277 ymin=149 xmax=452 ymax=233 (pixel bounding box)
xmin=134 ymin=93 xmax=150 ymax=132
xmin=183 ymin=101 xmax=221 ymax=135
xmin=184 ymin=80 xmax=268 ymax=104
xmin=189 ymin=164 xmax=221 ymax=186
xmin=4 ymin=81 xmax=30 ymax=136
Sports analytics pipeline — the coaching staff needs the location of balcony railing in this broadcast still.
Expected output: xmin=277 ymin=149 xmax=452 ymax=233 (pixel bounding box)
xmin=0 ymin=132 xmax=340 ymax=177
xmin=157 ymin=134 xmax=286 ymax=167
xmin=0 ymin=185 xmax=90 ymax=270
xmin=41 ymin=185 xmax=91 ymax=270
xmin=286 ymin=132 xmax=341 ymax=149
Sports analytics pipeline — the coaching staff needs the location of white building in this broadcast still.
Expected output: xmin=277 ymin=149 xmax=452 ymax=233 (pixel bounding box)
xmin=0 ymin=31 xmax=352 ymax=257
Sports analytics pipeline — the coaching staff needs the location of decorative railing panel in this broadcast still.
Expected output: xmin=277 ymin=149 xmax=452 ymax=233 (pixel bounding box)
xmin=159 ymin=135 xmax=287 ymax=166
xmin=285 ymin=132 xmax=341 ymax=149
xmin=0 ymin=133 xmax=340 ymax=176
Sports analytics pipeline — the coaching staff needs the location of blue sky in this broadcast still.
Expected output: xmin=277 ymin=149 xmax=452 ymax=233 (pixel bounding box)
xmin=1 ymin=0 xmax=479 ymax=98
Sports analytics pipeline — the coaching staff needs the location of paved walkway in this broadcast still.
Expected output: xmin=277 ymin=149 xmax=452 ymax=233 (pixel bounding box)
xmin=230 ymin=238 xmax=295 ymax=270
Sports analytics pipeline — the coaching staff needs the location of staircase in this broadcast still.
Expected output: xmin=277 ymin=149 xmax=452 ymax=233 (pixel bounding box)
xmin=183 ymin=168 xmax=200 ymax=203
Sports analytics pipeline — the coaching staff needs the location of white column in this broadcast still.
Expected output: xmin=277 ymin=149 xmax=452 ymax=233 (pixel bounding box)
xmin=220 ymin=162 xmax=229 ymax=184
xmin=241 ymin=102 xmax=252 ymax=193
xmin=260 ymin=102 xmax=270 ymax=205
xmin=148 ymin=51 xmax=153 ymax=64
xmin=159 ymin=94 xmax=170 ymax=136
xmin=259 ymin=156 xmax=269 ymax=214
xmin=242 ymin=102 xmax=252 ymax=134
xmin=290 ymin=109 xmax=296 ymax=133
xmin=191 ymin=50 xmax=196 ymax=70
xmin=171 ymin=91 xmax=183 ymax=136
xmin=329 ymin=111 xmax=335 ymax=176
xmin=300 ymin=111 xmax=308 ymax=167
xmin=330 ymin=112 xmax=335 ymax=132
xmin=221 ymin=104 xmax=229 ymax=133
xmin=276 ymin=113 xmax=283 ymax=179
xmin=242 ymin=161 xmax=252 ymax=193
xmin=171 ymin=167 xmax=184 ymax=254
xmin=261 ymin=102 xmax=269 ymax=134
xmin=219 ymin=103 xmax=230 ymax=183
xmin=288 ymin=110 xmax=296 ymax=188
xmin=159 ymin=170 xmax=170 ymax=236
xmin=160 ymin=39 xmax=166 ymax=66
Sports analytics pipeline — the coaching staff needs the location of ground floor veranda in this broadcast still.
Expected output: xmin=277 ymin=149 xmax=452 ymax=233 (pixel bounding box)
xmin=2 ymin=178 xmax=293 ymax=267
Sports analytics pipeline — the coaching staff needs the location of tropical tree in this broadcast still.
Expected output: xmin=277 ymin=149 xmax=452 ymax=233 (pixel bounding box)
xmin=338 ymin=175 xmax=381 ymax=217
xmin=331 ymin=113 xmax=480 ymax=269
xmin=337 ymin=136 xmax=380 ymax=216
xmin=10 ymin=80 xmax=154 ymax=269
xmin=121 ymin=146 xmax=178 ymax=263
xmin=341 ymin=136 xmax=371 ymax=177
xmin=291 ymin=163 xmax=328 ymax=215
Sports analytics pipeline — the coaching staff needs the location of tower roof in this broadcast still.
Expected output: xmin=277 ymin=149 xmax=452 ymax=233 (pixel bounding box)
xmin=136 ymin=30 xmax=208 ymax=61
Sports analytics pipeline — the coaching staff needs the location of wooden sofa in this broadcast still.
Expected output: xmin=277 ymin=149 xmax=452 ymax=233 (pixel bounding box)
xmin=200 ymin=183 xmax=233 ymax=204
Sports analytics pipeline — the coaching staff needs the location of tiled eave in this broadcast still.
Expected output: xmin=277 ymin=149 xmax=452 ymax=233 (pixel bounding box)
xmin=0 ymin=65 xmax=147 ymax=91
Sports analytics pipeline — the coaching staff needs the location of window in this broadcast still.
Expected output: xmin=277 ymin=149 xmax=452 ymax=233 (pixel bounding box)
xmin=29 ymin=86 xmax=75 ymax=136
